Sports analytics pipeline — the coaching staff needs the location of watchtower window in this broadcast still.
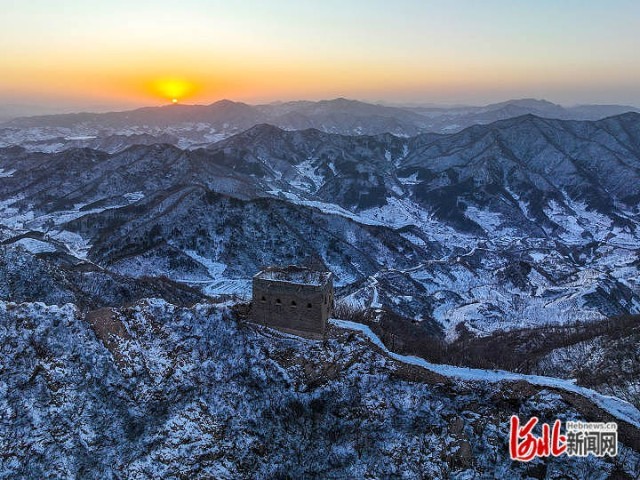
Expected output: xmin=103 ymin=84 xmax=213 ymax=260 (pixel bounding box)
xmin=290 ymin=300 xmax=297 ymax=307
xmin=306 ymin=303 xmax=312 ymax=309
xmin=260 ymin=296 xmax=266 ymax=302
xmin=275 ymin=298 xmax=282 ymax=305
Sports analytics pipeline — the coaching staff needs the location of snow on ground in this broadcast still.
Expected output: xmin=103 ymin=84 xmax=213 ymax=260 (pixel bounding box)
xmin=397 ymin=173 xmax=419 ymax=185
xmin=202 ymin=279 xmax=251 ymax=298
xmin=65 ymin=136 xmax=97 ymax=141
xmin=294 ymin=159 xmax=325 ymax=192
xmin=331 ymin=319 xmax=640 ymax=429
xmin=183 ymin=249 xmax=227 ymax=278
xmin=48 ymin=230 xmax=92 ymax=259
xmin=528 ymin=251 xmax=547 ymax=263
xmin=504 ymin=185 xmax=542 ymax=230
xmin=124 ymin=192 xmax=145 ymax=203
xmin=546 ymin=201 xmax=585 ymax=242
xmin=464 ymin=206 xmax=503 ymax=232
xmin=0 ymin=196 xmax=129 ymax=231
xmin=264 ymin=189 xmax=479 ymax=249
xmin=399 ymin=232 xmax=426 ymax=246
xmin=156 ymin=248 xmax=253 ymax=298
xmin=369 ymin=277 xmax=382 ymax=309
xmin=359 ymin=197 xmax=433 ymax=229
xmin=325 ymin=260 xmax=359 ymax=286
xmin=257 ymin=269 xmax=327 ymax=285
xmin=562 ymin=192 xmax=614 ymax=242
xmin=12 ymin=238 xmax=57 ymax=254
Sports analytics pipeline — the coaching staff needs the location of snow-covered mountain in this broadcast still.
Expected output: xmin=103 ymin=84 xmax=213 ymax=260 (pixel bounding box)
xmin=2 ymin=111 xmax=640 ymax=476
xmin=2 ymin=113 xmax=639 ymax=337
xmin=3 ymin=299 xmax=639 ymax=478
xmin=0 ymin=99 xmax=430 ymax=153
xmin=2 ymin=98 xmax=638 ymax=154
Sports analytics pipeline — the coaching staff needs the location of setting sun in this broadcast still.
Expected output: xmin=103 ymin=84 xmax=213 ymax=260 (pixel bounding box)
xmin=149 ymin=78 xmax=197 ymax=103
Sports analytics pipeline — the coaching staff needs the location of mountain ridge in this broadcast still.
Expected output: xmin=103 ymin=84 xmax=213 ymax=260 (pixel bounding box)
xmin=1 ymin=111 xmax=639 ymax=340
xmin=0 ymin=98 xmax=640 ymax=132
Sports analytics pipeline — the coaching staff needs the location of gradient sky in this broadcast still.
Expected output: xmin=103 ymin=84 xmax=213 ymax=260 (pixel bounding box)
xmin=1 ymin=0 xmax=639 ymax=111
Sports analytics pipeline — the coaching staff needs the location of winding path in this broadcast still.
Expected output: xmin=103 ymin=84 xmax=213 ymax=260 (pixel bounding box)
xmin=330 ymin=318 xmax=640 ymax=430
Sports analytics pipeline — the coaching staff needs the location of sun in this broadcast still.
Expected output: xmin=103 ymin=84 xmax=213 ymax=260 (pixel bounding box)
xmin=149 ymin=78 xmax=197 ymax=104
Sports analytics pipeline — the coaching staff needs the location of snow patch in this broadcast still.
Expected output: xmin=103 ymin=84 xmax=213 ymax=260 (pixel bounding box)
xmin=12 ymin=238 xmax=56 ymax=254
xmin=183 ymin=249 xmax=227 ymax=278
xmin=331 ymin=319 xmax=640 ymax=429
xmin=124 ymin=192 xmax=145 ymax=203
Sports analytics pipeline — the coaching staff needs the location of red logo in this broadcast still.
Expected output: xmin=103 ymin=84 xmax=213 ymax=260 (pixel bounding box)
xmin=509 ymin=416 xmax=567 ymax=461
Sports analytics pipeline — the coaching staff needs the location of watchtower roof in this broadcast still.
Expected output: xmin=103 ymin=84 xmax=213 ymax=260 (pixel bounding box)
xmin=254 ymin=266 xmax=332 ymax=286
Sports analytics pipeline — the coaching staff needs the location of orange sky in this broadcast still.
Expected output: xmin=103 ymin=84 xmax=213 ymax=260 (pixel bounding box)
xmin=1 ymin=1 xmax=639 ymax=110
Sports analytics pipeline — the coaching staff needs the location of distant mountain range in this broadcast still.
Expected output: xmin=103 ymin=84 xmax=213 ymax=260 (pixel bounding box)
xmin=407 ymin=98 xmax=640 ymax=132
xmin=1 ymin=98 xmax=638 ymax=154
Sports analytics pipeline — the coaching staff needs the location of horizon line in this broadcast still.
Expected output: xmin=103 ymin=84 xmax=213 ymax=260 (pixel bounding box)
xmin=2 ymin=96 xmax=640 ymax=119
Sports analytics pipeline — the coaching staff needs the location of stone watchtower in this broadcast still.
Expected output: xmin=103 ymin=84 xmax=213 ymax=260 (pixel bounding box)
xmin=251 ymin=266 xmax=334 ymax=339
